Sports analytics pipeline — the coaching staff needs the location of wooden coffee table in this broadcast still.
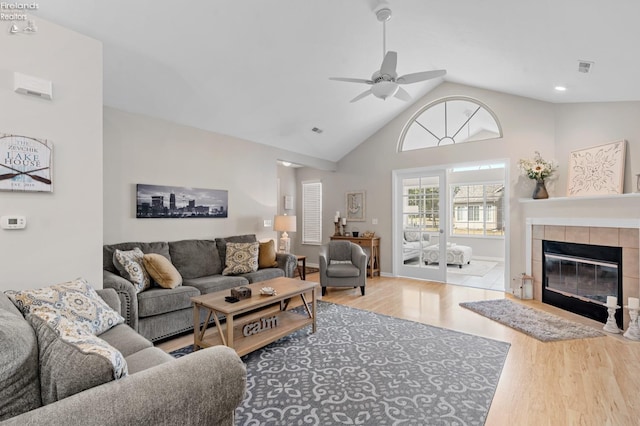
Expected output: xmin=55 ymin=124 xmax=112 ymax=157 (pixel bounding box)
xmin=191 ymin=277 xmax=319 ymax=356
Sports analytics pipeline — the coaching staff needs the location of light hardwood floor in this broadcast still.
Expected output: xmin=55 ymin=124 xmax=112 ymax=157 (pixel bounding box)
xmin=157 ymin=273 xmax=640 ymax=426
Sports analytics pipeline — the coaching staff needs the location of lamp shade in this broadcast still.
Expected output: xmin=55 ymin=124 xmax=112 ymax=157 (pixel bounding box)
xmin=274 ymin=215 xmax=296 ymax=232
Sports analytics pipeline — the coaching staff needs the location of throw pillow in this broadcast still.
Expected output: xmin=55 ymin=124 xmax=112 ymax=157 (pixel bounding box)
xmin=330 ymin=260 xmax=353 ymax=265
xmin=258 ymin=240 xmax=278 ymax=269
xmin=404 ymin=231 xmax=420 ymax=242
xmin=6 ymin=277 xmax=124 ymax=336
xmin=223 ymin=242 xmax=259 ymax=275
xmin=113 ymin=247 xmax=151 ymax=293
xmin=29 ymin=315 xmax=127 ymax=405
xmin=143 ymin=253 xmax=183 ymax=289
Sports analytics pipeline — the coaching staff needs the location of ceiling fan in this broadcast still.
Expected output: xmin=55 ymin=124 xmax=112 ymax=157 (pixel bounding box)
xmin=330 ymin=6 xmax=446 ymax=103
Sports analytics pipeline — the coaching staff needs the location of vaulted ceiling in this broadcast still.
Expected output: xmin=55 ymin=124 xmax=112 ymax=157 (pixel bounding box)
xmin=36 ymin=0 xmax=640 ymax=162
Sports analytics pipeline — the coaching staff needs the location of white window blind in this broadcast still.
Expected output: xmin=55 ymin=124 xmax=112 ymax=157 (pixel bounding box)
xmin=302 ymin=181 xmax=322 ymax=245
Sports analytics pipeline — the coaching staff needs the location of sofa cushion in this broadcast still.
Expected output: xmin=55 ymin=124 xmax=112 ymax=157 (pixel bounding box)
xmin=143 ymin=253 xmax=183 ymax=289
xmin=29 ymin=315 xmax=127 ymax=405
xmin=137 ymin=286 xmax=200 ymax=318
xmin=183 ymin=275 xmax=248 ymax=295
xmin=169 ymin=239 xmax=222 ymax=279
xmin=239 ymin=267 xmax=285 ymax=283
xmin=103 ymin=241 xmax=171 ymax=274
xmin=215 ymin=234 xmax=257 ymax=266
xmin=223 ymin=242 xmax=259 ymax=275
xmin=114 ymin=248 xmax=152 ymax=293
xmin=99 ymin=324 xmax=153 ymax=357
xmin=124 ymin=347 xmax=173 ymax=374
xmin=326 ymin=264 xmax=361 ymax=278
xmin=6 ymin=277 xmax=124 ymax=335
xmin=0 ymin=304 xmax=42 ymax=420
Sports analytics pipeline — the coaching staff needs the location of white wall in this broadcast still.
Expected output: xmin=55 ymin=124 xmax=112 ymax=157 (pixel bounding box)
xmin=0 ymin=18 xmax=103 ymax=291
xmin=103 ymin=108 xmax=313 ymax=245
xmin=295 ymin=82 xmax=556 ymax=276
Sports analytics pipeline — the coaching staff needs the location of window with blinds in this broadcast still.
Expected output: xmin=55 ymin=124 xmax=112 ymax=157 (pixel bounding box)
xmin=302 ymin=180 xmax=322 ymax=245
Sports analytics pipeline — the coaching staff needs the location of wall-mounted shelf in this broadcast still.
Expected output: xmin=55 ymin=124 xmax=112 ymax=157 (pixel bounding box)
xmin=519 ymin=192 xmax=640 ymax=203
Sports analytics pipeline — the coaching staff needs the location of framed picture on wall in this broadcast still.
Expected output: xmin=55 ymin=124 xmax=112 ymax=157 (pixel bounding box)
xmin=346 ymin=190 xmax=365 ymax=221
xmin=567 ymin=140 xmax=626 ymax=197
xmin=0 ymin=133 xmax=53 ymax=192
xmin=136 ymin=183 xmax=228 ymax=218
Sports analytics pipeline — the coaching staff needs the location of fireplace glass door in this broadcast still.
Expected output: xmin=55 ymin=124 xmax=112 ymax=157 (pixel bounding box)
xmin=545 ymin=254 xmax=618 ymax=305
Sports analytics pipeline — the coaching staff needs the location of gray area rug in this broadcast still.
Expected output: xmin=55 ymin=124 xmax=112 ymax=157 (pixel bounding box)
xmin=172 ymin=301 xmax=510 ymax=425
xmin=460 ymin=298 xmax=606 ymax=342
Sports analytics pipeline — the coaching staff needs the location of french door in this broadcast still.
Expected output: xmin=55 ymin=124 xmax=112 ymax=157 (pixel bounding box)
xmin=393 ymin=169 xmax=447 ymax=282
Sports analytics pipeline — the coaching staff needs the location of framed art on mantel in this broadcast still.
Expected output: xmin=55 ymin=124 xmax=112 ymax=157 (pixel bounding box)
xmin=346 ymin=190 xmax=365 ymax=221
xmin=0 ymin=133 xmax=53 ymax=192
xmin=567 ymin=140 xmax=626 ymax=197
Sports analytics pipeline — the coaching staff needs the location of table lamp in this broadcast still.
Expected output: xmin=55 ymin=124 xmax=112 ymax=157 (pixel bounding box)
xmin=274 ymin=215 xmax=296 ymax=253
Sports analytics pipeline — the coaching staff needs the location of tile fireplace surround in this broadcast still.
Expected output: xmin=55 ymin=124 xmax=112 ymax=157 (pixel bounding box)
xmin=526 ymin=218 xmax=640 ymax=329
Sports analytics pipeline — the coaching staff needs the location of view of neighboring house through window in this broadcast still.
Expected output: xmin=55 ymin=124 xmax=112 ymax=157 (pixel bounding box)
xmin=302 ymin=180 xmax=322 ymax=245
xmin=451 ymin=183 xmax=504 ymax=236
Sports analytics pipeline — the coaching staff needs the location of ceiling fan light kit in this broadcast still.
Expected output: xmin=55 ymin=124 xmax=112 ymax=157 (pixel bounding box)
xmin=330 ymin=5 xmax=446 ymax=103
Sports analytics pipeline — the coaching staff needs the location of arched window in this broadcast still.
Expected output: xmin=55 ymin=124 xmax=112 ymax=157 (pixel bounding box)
xmin=398 ymin=96 xmax=502 ymax=152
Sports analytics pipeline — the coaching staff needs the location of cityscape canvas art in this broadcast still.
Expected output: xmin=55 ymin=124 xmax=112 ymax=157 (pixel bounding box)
xmin=136 ymin=184 xmax=228 ymax=218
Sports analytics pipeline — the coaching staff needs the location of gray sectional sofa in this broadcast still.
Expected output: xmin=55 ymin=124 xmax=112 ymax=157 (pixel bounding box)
xmin=0 ymin=288 xmax=246 ymax=425
xmin=103 ymin=234 xmax=297 ymax=342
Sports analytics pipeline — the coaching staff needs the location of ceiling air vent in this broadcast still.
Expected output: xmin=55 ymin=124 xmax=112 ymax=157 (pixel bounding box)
xmin=311 ymin=127 xmax=323 ymax=134
xmin=578 ymin=60 xmax=594 ymax=73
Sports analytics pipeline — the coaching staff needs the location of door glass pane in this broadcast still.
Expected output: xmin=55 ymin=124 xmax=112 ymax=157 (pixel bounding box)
xmin=402 ymin=176 xmax=439 ymax=268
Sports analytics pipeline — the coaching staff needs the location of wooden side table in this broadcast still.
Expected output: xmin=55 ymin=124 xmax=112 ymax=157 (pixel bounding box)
xmin=329 ymin=236 xmax=380 ymax=277
xmin=295 ymin=255 xmax=306 ymax=280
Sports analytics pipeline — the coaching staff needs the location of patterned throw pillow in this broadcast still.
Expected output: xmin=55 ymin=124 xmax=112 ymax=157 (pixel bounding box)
xmin=330 ymin=260 xmax=353 ymax=265
xmin=113 ymin=247 xmax=151 ymax=293
xmin=223 ymin=242 xmax=260 ymax=275
xmin=6 ymin=277 xmax=124 ymax=335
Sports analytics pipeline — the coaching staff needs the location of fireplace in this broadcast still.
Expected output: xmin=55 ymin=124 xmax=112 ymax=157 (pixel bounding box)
xmin=542 ymin=240 xmax=623 ymax=328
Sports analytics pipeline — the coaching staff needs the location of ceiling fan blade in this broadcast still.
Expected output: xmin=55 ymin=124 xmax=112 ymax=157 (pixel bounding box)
xmin=380 ymin=51 xmax=398 ymax=76
xmin=394 ymin=86 xmax=411 ymax=102
xmin=397 ymin=69 xmax=446 ymax=84
xmin=350 ymin=90 xmax=373 ymax=103
xmin=329 ymin=77 xmax=373 ymax=84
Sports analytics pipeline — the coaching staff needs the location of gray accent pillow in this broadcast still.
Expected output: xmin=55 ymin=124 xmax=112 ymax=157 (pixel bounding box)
xmin=29 ymin=315 xmax=127 ymax=405
xmin=0 ymin=309 xmax=42 ymax=420
xmin=169 ymin=239 xmax=221 ymax=279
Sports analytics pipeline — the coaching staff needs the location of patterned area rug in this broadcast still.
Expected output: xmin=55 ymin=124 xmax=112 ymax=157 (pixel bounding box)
xmin=171 ymin=301 xmax=510 ymax=425
xmin=460 ymin=299 xmax=606 ymax=342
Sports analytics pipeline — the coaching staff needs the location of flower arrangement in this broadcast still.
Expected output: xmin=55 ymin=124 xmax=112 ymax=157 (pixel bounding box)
xmin=518 ymin=151 xmax=557 ymax=181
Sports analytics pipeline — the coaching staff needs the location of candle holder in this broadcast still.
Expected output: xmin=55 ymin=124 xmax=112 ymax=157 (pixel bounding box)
xmin=623 ymin=306 xmax=640 ymax=340
xmin=603 ymin=305 xmax=621 ymax=334
xmin=333 ymin=221 xmax=341 ymax=237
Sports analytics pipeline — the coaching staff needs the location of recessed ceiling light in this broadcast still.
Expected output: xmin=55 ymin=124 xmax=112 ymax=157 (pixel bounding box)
xmin=554 ymin=86 xmax=567 ymax=92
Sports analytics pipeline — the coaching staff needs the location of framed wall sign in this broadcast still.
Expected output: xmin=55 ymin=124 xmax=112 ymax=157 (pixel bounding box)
xmin=346 ymin=190 xmax=365 ymax=221
xmin=0 ymin=133 xmax=53 ymax=192
xmin=567 ymin=140 xmax=626 ymax=197
xmin=136 ymin=183 xmax=228 ymax=218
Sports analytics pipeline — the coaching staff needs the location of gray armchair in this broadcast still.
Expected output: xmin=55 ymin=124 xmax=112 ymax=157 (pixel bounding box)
xmin=319 ymin=241 xmax=368 ymax=296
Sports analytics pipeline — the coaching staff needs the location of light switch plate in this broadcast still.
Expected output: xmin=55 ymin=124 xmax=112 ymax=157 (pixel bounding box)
xmin=264 ymin=219 xmax=272 ymax=227
xmin=372 ymin=218 xmax=378 ymax=225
